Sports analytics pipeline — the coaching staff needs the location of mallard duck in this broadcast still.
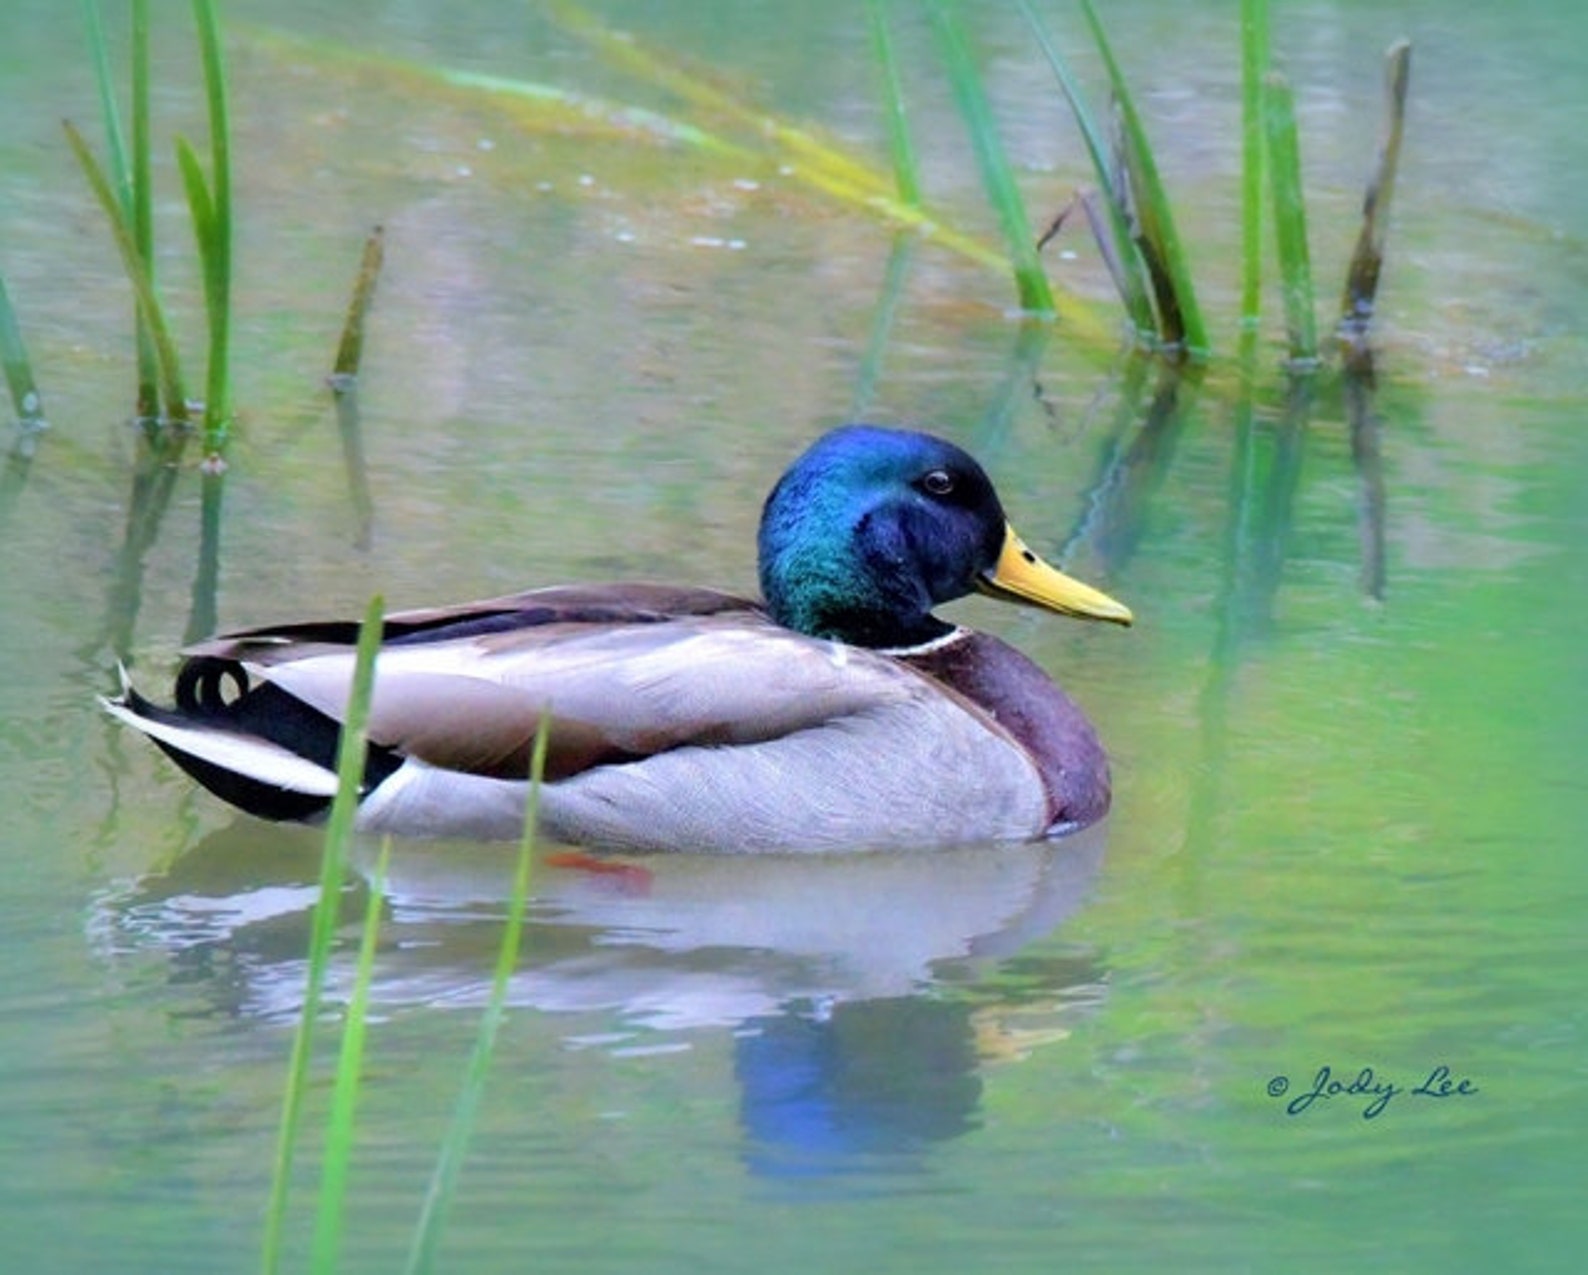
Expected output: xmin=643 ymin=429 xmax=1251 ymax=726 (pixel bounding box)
xmin=103 ymin=425 xmax=1132 ymax=852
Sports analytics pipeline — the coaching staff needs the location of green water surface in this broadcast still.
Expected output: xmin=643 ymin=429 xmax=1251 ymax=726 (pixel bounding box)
xmin=0 ymin=1 xmax=1583 ymax=1271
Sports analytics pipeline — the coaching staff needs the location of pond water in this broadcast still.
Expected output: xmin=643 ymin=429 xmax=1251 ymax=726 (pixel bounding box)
xmin=1 ymin=0 xmax=1584 ymax=1271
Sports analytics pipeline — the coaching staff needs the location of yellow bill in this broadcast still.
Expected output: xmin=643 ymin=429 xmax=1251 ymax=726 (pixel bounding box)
xmin=976 ymin=523 xmax=1133 ymax=626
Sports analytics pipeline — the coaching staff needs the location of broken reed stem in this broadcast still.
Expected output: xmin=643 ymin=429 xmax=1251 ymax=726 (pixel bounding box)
xmin=1339 ymin=39 xmax=1411 ymax=347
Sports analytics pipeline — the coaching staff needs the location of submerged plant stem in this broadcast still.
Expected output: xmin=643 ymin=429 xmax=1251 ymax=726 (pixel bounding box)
xmin=260 ymin=595 xmax=384 ymax=1275
xmin=311 ymin=837 xmax=391 ymax=1275
xmin=405 ymin=718 xmax=550 ymax=1275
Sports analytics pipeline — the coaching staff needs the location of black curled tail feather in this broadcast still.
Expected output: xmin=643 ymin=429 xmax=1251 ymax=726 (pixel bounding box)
xmin=175 ymin=656 xmax=252 ymax=718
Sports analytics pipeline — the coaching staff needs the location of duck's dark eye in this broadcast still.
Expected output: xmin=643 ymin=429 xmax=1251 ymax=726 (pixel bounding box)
xmin=920 ymin=469 xmax=955 ymax=496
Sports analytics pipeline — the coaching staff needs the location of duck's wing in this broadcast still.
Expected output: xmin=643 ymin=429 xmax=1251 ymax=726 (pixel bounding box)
xmin=182 ymin=581 xmax=973 ymax=770
xmin=184 ymin=583 xmax=751 ymax=666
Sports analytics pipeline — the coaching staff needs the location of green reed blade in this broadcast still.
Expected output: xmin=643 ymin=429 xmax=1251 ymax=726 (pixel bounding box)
xmin=130 ymin=0 xmax=157 ymax=417
xmin=63 ymin=119 xmax=190 ymax=422
xmin=865 ymin=0 xmax=922 ymax=208
xmin=190 ymin=0 xmax=233 ymax=454
xmin=311 ymin=836 xmax=390 ymax=1275
xmin=925 ymin=0 xmax=1056 ymax=315
xmin=1340 ymin=40 xmax=1412 ymax=340
xmin=1078 ymin=0 xmax=1208 ymax=356
xmin=80 ymin=0 xmax=131 ymax=214
xmin=545 ymin=0 xmax=894 ymax=202
xmin=174 ymin=137 xmax=216 ymax=253
xmin=239 ymin=25 xmax=1116 ymax=338
xmin=83 ymin=0 xmax=161 ymax=416
xmin=261 ymin=594 xmax=384 ymax=1275
xmin=405 ymin=716 xmax=550 ymax=1275
xmin=0 ymin=274 xmax=45 ymax=427
xmin=1263 ymin=72 xmax=1317 ymax=363
xmin=1240 ymin=0 xmax=1270 ymax=326
xmin=1016 ymin=0 xmax=1154 ymax=337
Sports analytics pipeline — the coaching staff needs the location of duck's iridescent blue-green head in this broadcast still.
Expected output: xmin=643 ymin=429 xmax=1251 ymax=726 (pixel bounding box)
xmin=758 ymin=425 xmax=1132 ymax=648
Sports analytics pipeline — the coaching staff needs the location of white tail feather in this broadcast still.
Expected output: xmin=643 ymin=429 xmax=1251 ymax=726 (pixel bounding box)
xmin=99 ymin=696 xmax=341 ymax=797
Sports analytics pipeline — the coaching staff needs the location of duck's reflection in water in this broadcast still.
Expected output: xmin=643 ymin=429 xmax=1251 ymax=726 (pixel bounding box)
xmin=96 ymin=821 xmax=1110 ymax=1178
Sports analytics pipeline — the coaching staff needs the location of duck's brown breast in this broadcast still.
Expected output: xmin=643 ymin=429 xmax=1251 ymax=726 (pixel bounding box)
xmin=899 ymin=631 xmax=1111 ymax=831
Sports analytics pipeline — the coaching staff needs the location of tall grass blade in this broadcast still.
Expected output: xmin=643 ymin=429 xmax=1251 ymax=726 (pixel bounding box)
xmin=545 ymin=0 xmax=893 ymax=201
xmin=131 ymin=0 xmax=157 ymax=417
xmin=80 ymin=0 xmax=132 ymax=215
xmin=1340 ymin=39 xmax=1411 ymax=347
xmin=63 ymin=119 xmax=190 ymax=422
xmin=405 ymin=717 xmax=551 ymax=1275
xmin=240 ymin=25 xmax=1119 ymax=336
xmin=1262 ymin=72 xmax=1317 ymax=364
xmin=311 ymin=837 xmax=391 ymax=1275
xmin=332 ymin=226 xmax=386 ymax=384
xmin=925 ymin=0 xmax=1056 ymax=315
xmin=1078 ymin=0 xmax=1208 ymax=355
xmin=189 ymin=0 xmax=233 ymax=454
xmin=239 ymin=22 xmax=1112 ymax=342
xmin=83 ymin=0 xmax=161 ymax=416
xmin=1016 ymin=0 xmax=1154 ymax=337
xmin=0 ymin=274 xmax=45 ymax=427
xmin=865 ymin=0 xmax=922 ymax=208
xmin=1239 ymin=0 xmax=1269 ymax=326
xmin=260 ymin=594 xmax=385 ymax=1275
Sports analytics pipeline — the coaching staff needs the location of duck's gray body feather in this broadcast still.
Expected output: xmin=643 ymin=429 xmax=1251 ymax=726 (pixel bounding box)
xmin=119 ymin=585 xmax=1063 ymax=852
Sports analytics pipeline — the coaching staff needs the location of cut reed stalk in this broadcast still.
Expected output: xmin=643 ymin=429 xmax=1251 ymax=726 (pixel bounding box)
xmin=311 ymin=837 xmax=391 ymax=1275
xmin=1262 ymin=72 xmax=1317 ymax=364
xmin=924 ymin=0 xmax=1056 ymax=315
xmin=405 ymin=718 xmax=551 ymax=1275
xmin=260 ymin=594 xmax=385 ymax=1275
xmin=1078 ymin=0 xmax=1208 ymax=356
xmin=1339 ymin=40 xmax=1411 ymax=347
xmin=332 ymin=226 xmax=387 ymax=385
xmin=1239 ymin=0 xmax=1270 ymax=326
